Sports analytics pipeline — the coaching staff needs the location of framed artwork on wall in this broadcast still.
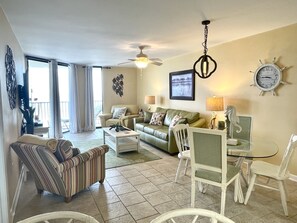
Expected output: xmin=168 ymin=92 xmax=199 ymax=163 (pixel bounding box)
xmin=169 ymin=69 xmax=195 ymax=100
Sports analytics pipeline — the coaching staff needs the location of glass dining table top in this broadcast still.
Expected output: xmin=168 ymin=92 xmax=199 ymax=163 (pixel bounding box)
xmin=227 ymin=138 xmax=279 ymax=159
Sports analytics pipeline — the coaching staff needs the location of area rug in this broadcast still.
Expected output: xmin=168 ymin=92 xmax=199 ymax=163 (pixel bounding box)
xmin=71 ymin=138 xmax=161 ymax=169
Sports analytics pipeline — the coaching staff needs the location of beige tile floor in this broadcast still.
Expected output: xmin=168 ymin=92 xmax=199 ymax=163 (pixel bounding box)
xmin=14 ymin=129 xmax=297 ymax=223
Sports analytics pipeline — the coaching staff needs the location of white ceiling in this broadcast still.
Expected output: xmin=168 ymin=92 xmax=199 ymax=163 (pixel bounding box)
xmin=1 ymin=0 xmax=297 ymax=67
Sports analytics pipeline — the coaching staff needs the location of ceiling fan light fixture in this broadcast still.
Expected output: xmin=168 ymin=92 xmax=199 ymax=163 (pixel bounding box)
xmin=135 ymin=57 xmax=149 ymax=69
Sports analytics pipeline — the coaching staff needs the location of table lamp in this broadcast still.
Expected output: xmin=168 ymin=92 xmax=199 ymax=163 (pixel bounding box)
xmin=206 ymin=96 xmax=224 ymax=129
xmin=144 ymin=95 xmax=155 ymax=111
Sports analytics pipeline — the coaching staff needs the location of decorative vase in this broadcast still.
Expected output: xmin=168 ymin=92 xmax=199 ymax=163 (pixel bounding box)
xmin=26 ymin=121 xmax=34 ymax=134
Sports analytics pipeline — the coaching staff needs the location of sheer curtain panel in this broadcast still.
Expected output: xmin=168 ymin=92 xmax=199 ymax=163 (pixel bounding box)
xmin=68 ymin=64 xmax=82 ymax=133
xmin=84 ymin=66 xmax=95 ymax=131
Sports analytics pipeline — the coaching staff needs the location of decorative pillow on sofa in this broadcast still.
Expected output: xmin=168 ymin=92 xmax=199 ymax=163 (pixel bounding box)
xmin=112 ymin=107 xmax=127 ymax=119
xmin=144 ymin=111 xmax=153 ymax=123
xmin=54 ymin=140 xmax=74 ymax=163
xmin=169 ymin=115 xmax=182 ymax=128
xmin=149 ymin=112 xmax=166 ymax=126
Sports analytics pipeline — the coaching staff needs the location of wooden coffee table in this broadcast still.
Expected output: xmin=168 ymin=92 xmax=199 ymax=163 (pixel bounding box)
xmin=103 ymin=127 xmax=140 ymax=156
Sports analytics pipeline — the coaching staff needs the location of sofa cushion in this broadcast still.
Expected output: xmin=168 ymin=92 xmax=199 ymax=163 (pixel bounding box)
xmin=179 ymin=110 xmax=200 ymax=124
xmin=164 ymin=109 xmax=180 ymax=126
xmin=142 ymin=125 xmax=168 ymax=141
xmin=135 ymin=122 xmax=151 ymax=132
xmin=54 ymin=140 xmax=74 ymax=163
xmin=111 ymin=104 xmax=138 ymax=115
xmin=112 ymin=107 xmax=127 ymax=118
xmin=149 ymin=112 xmax=165 ymax=126
xmin=153 ymin=127 xmax=169 ymax=141
xmin=155 ymin=107 xmax=168 ymax=114
xmin=144 ymin=111 xmax=153 ymax=123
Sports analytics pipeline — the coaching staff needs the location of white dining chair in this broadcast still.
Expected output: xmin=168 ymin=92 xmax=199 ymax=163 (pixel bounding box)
xmin=188 ymin=127 xmax=244 ymax=215
xmin=16 ymin=211 xmax=100 ymax=223
xmin=150 ymin=208 xmax=235 ymax=223
xmin=244 ymin=134 xmax=297 ymax=216
xmin=172 ymin=124 xmax=190 ymax=182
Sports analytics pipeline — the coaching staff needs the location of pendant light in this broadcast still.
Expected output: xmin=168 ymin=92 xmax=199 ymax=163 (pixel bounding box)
xmin=193 ymin=20 xmax=217 ymax=79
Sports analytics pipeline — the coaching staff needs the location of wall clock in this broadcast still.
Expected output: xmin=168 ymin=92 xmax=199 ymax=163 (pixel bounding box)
xmin=5 ymin=45 xmax=17 ymax=109
xmin=250 ymin=58 xmax=288 ymax=96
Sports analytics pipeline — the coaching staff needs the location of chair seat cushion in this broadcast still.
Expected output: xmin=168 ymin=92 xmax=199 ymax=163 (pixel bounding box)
xmin=251 ymin=160 xmax=288 ymax=179
xmin=195 ymin=165 xmax=240 ymax=183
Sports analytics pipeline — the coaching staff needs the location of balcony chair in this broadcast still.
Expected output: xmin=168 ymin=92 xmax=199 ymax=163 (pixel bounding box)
xmin=188 ymin=127 xmax=244 ymax=215
xmin=172 ymin=124 xmax=190 ymax=182
xmin=244 ymin=134 xmax=297 ymax=216
xmin=16 ymin=211 xmax=100 ymax=223
xmin=98 ymin=104 xmax=139 ymax=129
xmin=10 ymin=134 xmax=109 ymax=202
xmin=150 ymin=208 xmax=235 ymax=223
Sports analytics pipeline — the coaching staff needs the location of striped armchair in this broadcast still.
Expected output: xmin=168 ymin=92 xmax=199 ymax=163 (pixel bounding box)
xmin=10 ymin=134 xmax=109 ymax=202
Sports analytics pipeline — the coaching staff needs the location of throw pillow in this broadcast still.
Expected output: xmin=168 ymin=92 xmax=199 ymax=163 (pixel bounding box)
xmin=144 ymin=111 xmax=153 ymax=123
xmin=169 ymin=115 xmax=182 ymax=128
xmin=112 ymin=107 xmax=127 ymax=119
xmin=54 ymin=140 xmax=73 ymax=163
xmin=149 ymin=112 xmax=166 ymax=126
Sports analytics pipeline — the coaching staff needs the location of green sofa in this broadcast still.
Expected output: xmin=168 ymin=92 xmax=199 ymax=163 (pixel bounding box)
xmin=133 ymin=107 xmax=206 ymax=154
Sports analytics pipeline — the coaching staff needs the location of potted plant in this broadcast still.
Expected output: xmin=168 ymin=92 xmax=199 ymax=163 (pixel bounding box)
xmin=20 ymin=106 xmax=35 ymax=134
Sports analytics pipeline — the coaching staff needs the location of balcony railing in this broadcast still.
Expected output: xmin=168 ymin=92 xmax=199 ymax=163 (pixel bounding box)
xmin=30 ymin=100 xmax=102 ymax=131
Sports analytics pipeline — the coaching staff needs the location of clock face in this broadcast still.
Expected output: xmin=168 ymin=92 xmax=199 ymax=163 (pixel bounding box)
xmin=254 ymin=64 xmax=282 ymax=91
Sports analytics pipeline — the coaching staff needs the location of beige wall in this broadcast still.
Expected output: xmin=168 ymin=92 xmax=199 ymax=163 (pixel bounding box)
xmin=0 ymin=6 xmax=25 ymax=221
xmin=102 ymin=67 xmax=137 ymax=113
xmin=138 ymin=23 xmax=297 ymax=175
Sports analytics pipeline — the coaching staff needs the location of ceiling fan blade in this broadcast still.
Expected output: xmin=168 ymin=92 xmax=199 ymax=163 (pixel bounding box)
xmin=118 ymin=61 xmax=133 ymax=65
xmin=149 ymin=58 xmax=163 ymax=66
xmin=151 ymin=61 xmax=163 ymax=66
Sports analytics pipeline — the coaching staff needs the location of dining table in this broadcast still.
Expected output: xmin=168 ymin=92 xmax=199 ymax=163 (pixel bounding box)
xmin=227 ymin=138 xmax=279 ymax=186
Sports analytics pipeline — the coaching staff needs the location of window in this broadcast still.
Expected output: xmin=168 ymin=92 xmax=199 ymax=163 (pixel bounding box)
xmin=92 ymin=67 xmax=102 ymax=127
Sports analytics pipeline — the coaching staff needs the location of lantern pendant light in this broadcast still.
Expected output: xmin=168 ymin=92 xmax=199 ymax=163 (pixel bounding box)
xmin=193 ymin=20 xmax=217 ymax=79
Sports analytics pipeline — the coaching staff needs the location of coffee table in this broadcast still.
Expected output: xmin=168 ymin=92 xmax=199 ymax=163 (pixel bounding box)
xmin=103 ymin=127 xmax=140 ymax=156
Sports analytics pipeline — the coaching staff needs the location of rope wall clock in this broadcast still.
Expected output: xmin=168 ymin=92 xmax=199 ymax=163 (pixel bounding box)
xmin=5 ymin=45 xmax=17 ymax=109
xmin=250 ymin=57 xmax=289 ymax=96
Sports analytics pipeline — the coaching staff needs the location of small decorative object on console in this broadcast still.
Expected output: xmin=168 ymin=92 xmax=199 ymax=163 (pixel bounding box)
xmin=109 ymin=124 xmax=129 ymax=132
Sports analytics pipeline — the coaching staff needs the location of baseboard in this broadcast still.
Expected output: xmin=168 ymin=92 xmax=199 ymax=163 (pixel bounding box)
xmin=289 ymin=174 xmax=297 ymax=182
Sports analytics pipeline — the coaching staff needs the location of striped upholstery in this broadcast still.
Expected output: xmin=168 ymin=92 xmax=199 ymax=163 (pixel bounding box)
xmin=10 ymin=138 xmax=109 ymax=202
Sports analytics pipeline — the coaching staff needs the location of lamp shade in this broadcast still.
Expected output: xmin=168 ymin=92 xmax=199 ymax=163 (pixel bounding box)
xmin=206 ymin=96 xmax=224 ymax=111
xmin=144 ymin=96 xmax=155 ymax=104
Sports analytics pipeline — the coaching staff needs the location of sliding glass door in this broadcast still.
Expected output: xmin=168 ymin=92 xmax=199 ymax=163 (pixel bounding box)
xmin=27 ymin=58 xmax=69 ymax=133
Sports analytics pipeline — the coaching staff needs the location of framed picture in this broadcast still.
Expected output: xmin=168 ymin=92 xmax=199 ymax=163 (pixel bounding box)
xmin=169 ymin=69 xmax=195 ymax=100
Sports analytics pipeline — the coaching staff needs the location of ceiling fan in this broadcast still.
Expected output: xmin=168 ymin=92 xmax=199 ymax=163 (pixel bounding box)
xmin=119 ymin=45 xmax=163 ymax=69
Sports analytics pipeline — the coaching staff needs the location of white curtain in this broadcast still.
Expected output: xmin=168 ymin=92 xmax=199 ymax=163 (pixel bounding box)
xmin=68 ymin=64 xmax=82 ymax=133
xmin=49 ymin=59 xmax=63 ymax=138
xmin=84 ymin=66 xmax=95 ymax=131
